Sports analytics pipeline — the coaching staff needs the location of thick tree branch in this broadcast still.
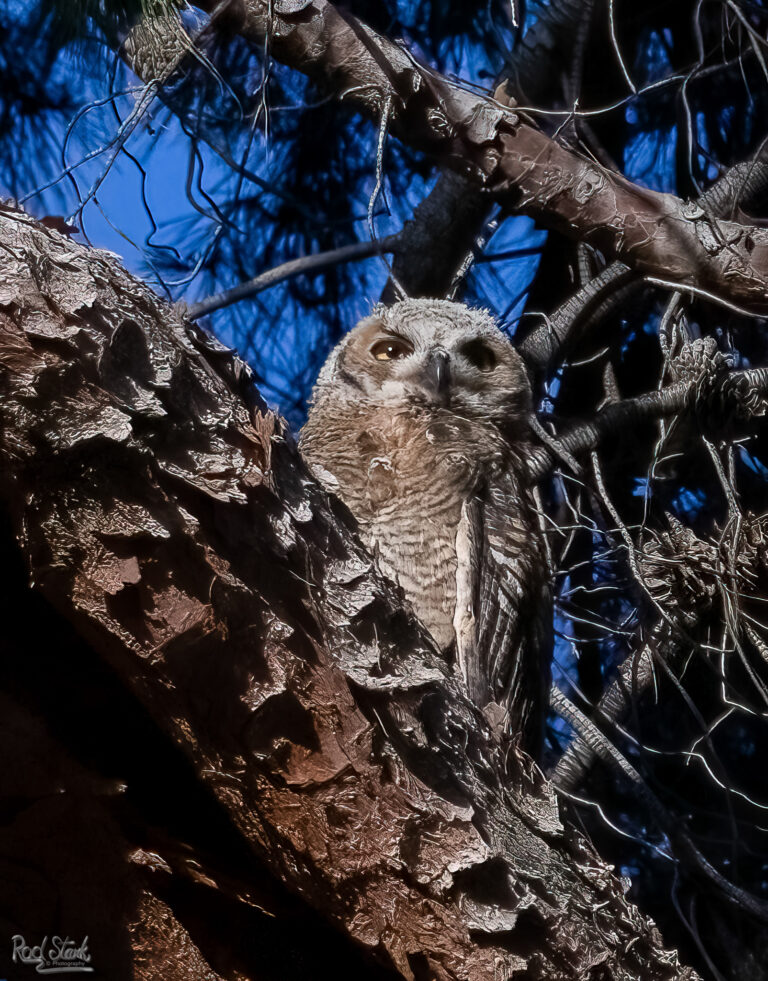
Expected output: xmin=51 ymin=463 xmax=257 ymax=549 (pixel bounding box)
xmin=184 ymin=0 xmax=768 ymax=315
xmin=0 ymin=204 xmax=699 ymax=979
xmin=519 ymin=146 xmax=768 ymax=372
xmin=382 ymin=170 xmax=491 ymax=301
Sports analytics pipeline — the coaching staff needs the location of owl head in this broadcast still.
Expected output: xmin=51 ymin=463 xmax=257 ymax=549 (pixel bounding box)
xmin=310 ymin=298 xmax=531 ymax=428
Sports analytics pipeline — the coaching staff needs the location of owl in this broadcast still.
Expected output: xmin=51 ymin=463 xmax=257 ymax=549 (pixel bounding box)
xmin=300 ymin=299 xmax=551 ymax=754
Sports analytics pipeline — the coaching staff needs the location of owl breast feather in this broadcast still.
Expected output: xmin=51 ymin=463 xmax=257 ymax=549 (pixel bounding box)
xmin=301 ymin=404 xmax=508 ymax=651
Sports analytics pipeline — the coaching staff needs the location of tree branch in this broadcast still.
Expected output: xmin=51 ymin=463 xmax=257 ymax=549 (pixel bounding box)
xmin=182 ymin=0 xmax=768 ymax=315
xmin=549 ymin=686 xmax=768 ymax=924
xmin=188 ymin=234 xmax=399 ymax=319
xmin=383 ymin=0 xmax=598 ymax=301
xmin=519 ymin=146 xmax=768 ymax=372
xmin=525 ymin=368 xmax=768 ymax=484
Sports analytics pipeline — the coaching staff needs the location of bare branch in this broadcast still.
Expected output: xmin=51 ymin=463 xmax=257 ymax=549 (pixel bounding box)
xmin=188 ymin=234 xmax=400 ymax=319
xmin=550 ymin=686 xmax=768 ymax=923
xmin=526 ymin=368 xmax=768 ymax=483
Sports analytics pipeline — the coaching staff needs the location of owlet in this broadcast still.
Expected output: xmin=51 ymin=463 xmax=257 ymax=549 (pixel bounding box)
xmin=300 ymin=298 xmax=551 ymax=753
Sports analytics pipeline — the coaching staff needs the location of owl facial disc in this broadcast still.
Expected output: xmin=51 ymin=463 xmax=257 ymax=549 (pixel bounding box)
xmin=314 ymin=298 xmax=531 ymax=427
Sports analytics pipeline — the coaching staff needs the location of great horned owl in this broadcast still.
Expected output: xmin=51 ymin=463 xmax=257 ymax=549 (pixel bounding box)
xmin=300 ymin=298 xmax=551 ymax=753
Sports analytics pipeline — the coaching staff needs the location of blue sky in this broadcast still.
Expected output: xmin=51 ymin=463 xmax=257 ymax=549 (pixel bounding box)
xmin=3 ymin=1 xmax=549 ymax=420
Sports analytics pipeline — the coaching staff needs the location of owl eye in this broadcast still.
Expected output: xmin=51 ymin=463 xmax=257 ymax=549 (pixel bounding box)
xmin=460 ymin=339 xmax=497 ymax=372
xmin=370 ymin=337 xmax=413 ymax=361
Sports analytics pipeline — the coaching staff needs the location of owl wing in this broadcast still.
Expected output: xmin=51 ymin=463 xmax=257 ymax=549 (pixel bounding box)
xmin=454 ymin=466 xmax=552 ymax=755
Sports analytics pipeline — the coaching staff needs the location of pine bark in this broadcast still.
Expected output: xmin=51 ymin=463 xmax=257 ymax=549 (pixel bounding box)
xmin=188 ymin=0 xmax=768 ymax=315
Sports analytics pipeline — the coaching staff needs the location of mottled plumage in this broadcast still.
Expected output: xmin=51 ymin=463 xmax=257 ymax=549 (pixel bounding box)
xmin=300 ymin=299 xmax=551 ymax=752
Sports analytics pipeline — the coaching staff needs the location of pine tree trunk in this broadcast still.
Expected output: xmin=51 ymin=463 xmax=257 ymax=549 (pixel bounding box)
xmin=0 ymin=204 xmax=698 ymax=979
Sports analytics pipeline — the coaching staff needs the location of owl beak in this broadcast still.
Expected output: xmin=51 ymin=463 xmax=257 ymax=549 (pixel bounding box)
xmin=422 ymin=349 xmax=451 ymax=401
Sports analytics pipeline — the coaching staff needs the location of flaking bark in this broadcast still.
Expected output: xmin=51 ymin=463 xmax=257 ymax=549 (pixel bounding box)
xmin=188 ymin=0 xmax=768 ymax=316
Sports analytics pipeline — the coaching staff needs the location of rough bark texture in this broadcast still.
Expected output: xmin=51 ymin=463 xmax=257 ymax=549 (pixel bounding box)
xmin=385 ymin=0 xmax=600 ymax=301
xmin=0 ymin=525 xmax=399 ymax=981
xmin=190 ymin=0 xmax=768 ymax=315
xmin=0 ymin=205 xmax=701 ymax=978
xmin=519 ymin=148 xmax=768 ymax=371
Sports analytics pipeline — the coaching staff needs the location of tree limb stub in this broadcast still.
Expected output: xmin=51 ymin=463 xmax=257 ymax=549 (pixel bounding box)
xmin=0 ymin=205 xmax=699 ymax=979
xmin=190 ymin=0 xmax=768 ymax=315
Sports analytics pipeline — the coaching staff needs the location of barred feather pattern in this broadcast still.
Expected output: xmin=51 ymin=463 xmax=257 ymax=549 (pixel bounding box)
xmin=300 ymin=299 xmax=552 ymax=755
